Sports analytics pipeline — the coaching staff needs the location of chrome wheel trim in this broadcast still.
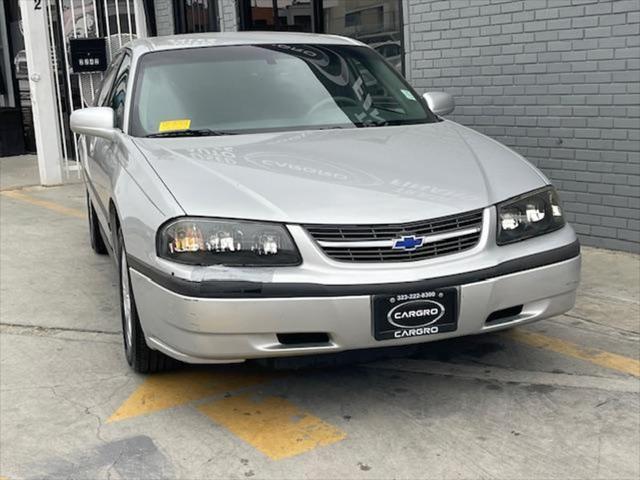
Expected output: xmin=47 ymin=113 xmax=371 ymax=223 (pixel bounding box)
xmin=121 ymin=248 xmax=133 ymax=351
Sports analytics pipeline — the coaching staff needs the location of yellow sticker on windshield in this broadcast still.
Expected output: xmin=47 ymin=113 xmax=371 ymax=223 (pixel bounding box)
xmin=158 ymin=119 xmax=191 ymax=132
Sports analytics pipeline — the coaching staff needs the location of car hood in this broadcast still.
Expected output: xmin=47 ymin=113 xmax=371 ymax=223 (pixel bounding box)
xmin=133 ymin=121 xmax=547 ymax=224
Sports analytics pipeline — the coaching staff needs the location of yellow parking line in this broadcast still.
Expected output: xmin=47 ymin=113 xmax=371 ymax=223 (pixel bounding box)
xmin=507 ymin=329 xmax=640 ymax=378
xmin=0 ymin=190 xmax=84 ymax=219
xmin=198 ymin=394 xmax=346 ymax=460
xmin=108 ymin=370 xmax=270 ymax=423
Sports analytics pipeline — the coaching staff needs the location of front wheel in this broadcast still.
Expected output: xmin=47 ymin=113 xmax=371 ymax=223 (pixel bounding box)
xmin=117 ymin=228 xmax=174 ymax=373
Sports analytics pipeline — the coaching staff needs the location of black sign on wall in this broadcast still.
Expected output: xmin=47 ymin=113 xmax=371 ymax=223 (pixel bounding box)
xmin=69 ymin=38 xmax=107 ymax=73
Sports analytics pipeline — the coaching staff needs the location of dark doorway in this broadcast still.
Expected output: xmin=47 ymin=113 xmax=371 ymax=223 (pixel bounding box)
xmin=0 ymin=0 xmax=28 ymax=156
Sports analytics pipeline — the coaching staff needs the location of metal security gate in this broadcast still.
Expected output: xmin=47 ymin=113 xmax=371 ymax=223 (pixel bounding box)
xmin=41 ymin=0 xmax=143 ymax=179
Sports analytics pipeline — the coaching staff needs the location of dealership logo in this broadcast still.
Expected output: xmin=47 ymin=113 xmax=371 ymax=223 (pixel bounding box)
xmin=387 ymin=300 xmax=445 ymax=328
xmin=392 ymin=235 xmax=424 ymax=251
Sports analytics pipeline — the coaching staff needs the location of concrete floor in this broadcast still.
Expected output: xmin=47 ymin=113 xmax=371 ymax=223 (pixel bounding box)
xmin=1 ymin=156 xmax=639 ymax=479
xmin=0 ymin=155 xmax=40 ymax=190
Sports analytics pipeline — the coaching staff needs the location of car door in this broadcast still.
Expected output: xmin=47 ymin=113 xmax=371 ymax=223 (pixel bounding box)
xmin=83 ymin=51 xmax=122 ymax=228
xmin=90 ymin=51 xmax=131 ymax=226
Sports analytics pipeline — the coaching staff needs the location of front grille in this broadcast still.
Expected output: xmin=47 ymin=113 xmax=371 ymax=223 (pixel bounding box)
xmin=304 ymin=209 xmax=484 ymax=263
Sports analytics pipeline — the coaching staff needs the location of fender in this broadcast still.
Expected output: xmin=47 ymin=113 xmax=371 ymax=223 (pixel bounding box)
xmin=110 ymin=135 xmax=184 ymax=262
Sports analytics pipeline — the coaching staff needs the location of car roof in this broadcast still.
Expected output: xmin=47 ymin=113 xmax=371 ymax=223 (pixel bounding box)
xmin=128 ymin=32 xmax=365 ymax=55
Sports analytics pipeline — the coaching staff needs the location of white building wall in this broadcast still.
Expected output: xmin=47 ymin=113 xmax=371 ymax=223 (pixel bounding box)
xmin=154 ymin=0 xmax=175 ymax=36
xmin=218 ymin=0 xmax=238 ymax=31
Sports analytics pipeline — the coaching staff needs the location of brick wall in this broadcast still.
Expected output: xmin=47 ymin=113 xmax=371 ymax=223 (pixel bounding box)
xmin=404 ymin=0 xmax=640 ymax=252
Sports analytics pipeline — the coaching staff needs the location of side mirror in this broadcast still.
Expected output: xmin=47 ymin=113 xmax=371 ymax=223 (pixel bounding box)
xmin=422 ymin=92 xmax=455 ymax=116
xmin=70 ymin=107 xmax=117 ymax=141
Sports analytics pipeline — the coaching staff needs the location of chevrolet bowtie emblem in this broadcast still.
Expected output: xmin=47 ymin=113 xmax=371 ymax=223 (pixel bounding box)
xmin=392 ymin=235 xmax=424 ymax=251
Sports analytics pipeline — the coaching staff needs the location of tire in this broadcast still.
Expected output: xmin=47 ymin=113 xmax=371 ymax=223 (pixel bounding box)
xmin=117 ymin=227 xmax=174 ymax=373
xmin=87 ymin=191 xmax=108 ymax=255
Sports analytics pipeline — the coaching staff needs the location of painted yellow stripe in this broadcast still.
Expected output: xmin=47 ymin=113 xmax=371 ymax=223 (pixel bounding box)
xmin=0 ymin=190 xmax=84 ymax=219
xmin=507 ymin=329 xmax=640 ymax=378
xmin=198 ymin=394 xmax=346 ymax=460
xmin=108 ymin=370 xmax=270 ymax=423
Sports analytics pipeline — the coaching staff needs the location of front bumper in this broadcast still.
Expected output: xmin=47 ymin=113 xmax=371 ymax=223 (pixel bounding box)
xmin=129 ymin=240 xmax=581 ymax=364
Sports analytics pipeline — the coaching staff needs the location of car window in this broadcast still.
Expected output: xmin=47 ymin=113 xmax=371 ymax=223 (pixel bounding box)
xmin=96 ymin=52 xmax=123 ymax=107
xmin=130 ymin=44 xmax=437 ymax=137
xmin=351 ymin=58 xmax=404 ymax=112
xmin=108 ymin=52 xmax=131 ymax=129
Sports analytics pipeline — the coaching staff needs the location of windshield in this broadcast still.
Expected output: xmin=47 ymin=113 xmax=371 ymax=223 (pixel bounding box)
xmin=130 ymin=44 xmax=438 ymax=137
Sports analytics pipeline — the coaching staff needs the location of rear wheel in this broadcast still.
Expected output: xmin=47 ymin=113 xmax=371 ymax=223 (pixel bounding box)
xmin=87 ymin=191 xmax=108 ymax=254
xmin=117 ymin=227 xmax=174 ymax=373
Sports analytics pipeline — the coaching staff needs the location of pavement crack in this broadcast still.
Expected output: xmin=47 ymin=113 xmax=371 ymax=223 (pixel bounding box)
xmin=559 ymin=313 xmax=640 ymax=339
xmin=105 ymin=447 xmax=126 ymax=480
xmin=50 ymin=384 xmax=113 ymax=445
xmin=0 ymin=322 xmax=119 ymax=336
xmin=0 ymin=183 xmax=41 ymax=192
xmin=1 ymin=375 xmax=126 ymax=392
xmin=362 ymin=360 xmax=640 ymax=393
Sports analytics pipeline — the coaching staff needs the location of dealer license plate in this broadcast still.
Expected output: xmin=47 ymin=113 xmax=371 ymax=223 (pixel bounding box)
xmin=372 ymin=288 xmax=458 ymax=341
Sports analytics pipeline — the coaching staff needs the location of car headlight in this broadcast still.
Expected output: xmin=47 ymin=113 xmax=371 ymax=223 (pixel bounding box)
xmin=496 ymin=186 xmax=565 ymax=245
xmin=158 ymin=218 xmax=301 ymax=266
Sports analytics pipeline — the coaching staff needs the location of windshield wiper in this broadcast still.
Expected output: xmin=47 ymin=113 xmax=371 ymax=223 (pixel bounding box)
xmin=146 ymin=128 xmax=237 ymax=138
xmin=313 ymin=125 xmax=352 ymax=130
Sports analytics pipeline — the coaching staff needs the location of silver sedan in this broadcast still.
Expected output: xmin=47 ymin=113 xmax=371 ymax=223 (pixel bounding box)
xmin=71 ymin=32 xmax=581 ymax=373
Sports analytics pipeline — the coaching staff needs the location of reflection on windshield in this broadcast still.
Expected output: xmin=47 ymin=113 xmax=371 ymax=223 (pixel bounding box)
xmin=130 ymin=44 xmax=437 ymax=137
